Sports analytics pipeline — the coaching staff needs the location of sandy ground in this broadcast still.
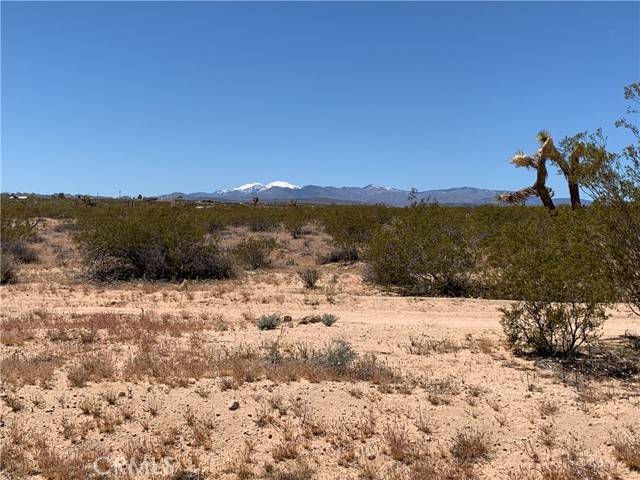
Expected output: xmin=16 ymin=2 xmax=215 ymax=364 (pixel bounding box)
xmin=1 ymin=222 xmax=639 ymax=480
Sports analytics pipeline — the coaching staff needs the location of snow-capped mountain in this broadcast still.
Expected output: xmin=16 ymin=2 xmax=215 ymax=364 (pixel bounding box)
xmin=162 ymin=181 xmax=509 ymax=205
xmin=219 ymin=181 xmax=301 ymax=194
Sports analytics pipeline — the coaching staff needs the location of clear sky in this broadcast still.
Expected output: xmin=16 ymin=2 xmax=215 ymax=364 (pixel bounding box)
xmin=2 ymin=1 xmax=638 ymax=197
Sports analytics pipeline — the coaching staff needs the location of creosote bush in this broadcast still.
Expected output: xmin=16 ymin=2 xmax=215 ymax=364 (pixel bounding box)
xmin=1 ymin=253 xmax=18 ymax=285
xmin=367 ymin=204 xmax=483 ymax=297
xmin=490 ymin=209 xmax=613 ymax=357
xmin=299 ymin=268 xmax=320 ymax=289
xmin=320 ymin=313 xmax=338 ymax=327
xmin=75 ymin=205 xmax=235 ymax=281
xmin=321 ymin=205 xmax=393 ymax=263
xmin=233 ymin=237 xmax=276 ymax=270
xmin=500 ymin=302 xmax=607 ymax=358
xmin=1 ymin=240 xmax=38 ymax=264
xmin=256 ymin=314 xmax=282 ymax=330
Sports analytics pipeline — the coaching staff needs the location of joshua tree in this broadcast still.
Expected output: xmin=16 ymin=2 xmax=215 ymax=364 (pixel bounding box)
xmin=499 ymin=130 xmax=593 ymax=210
xmin=498 ymin=130 xmax=557 ymax=210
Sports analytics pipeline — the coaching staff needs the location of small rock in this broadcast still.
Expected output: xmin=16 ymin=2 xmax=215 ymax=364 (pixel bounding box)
xmin=228 ymin=401 xmax=240 ymax=411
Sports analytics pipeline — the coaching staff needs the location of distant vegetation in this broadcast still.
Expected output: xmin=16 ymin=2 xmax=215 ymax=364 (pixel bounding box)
xmin=1 ymin=83 xmax=638 ymax=358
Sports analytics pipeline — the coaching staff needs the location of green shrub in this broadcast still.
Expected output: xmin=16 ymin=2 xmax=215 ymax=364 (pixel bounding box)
xmin=367 ymin=204 xmax=483 ymax=296
xmin=321 ymin=205 xmax=393 ymax=262
xmin=0 ymin=253 xmax=18 ymax=284
xmin=299 ymin=268 xmax=320 ymax=289
xmin=320 ymin=313 xmax=338 ymax=327
xmin=489 ymin=209 xmax=613 ymax=356
xmin=75 ymin=205 xmax=235 ymax=281
xmin=256 ymin=313 xmax=282 ymax=330
xmin=233 ymin=237 xmax=276 ymax=270
xmin=1 ymin=240 xmax=39 ymax=264
xmin=311 ymin=339 xmax=356 ymax=371
xmin=319 ymin=247 xmax=359 ymax=264
xmin=500 ymin=302 xmax=607 ymax=357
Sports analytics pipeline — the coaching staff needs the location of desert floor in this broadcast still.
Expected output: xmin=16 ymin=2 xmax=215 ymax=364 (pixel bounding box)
xmin=1 ymin=221 xmax=639 ymax=480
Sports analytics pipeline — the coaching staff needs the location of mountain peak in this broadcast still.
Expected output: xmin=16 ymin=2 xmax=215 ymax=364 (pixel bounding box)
xmin=219 ymin=181 xmax=301 ymax=194
xmin=232 ymin=182 xmax=263 ymax=192
xmin=264 ymin=181 xmax=300 ymax=190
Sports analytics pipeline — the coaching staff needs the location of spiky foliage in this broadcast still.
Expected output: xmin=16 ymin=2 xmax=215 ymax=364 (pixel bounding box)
xmin=501 ymin=131 xmax=582 ymax=211
xmin=497 ymin=186 xmax=538 ymax=205
xmin=510 ymin=151 xmax=537 ymax=168
xmin=536 ymin=129 xmax=551 ymax=144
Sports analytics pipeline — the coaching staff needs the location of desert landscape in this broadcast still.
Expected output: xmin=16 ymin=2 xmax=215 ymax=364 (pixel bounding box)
xmin=2 ymin=2 xmax=639 ymax=479
xmin=1 ymin=213 xmax=638 ymax=480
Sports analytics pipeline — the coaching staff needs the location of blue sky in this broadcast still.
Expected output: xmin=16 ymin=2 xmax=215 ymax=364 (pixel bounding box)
xmin=2 ymin=1 xmax=638 ymax=196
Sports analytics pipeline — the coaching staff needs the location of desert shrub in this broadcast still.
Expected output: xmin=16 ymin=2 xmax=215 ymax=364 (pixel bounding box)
xmin=500 ymin=302 xmax=608 ymax=357
xmin=75 ymin=205 xmax=235 ymax=281
xmin=311 ymin=339 xmax=356 ymax=371
xmin=450 ymin=428 xmax=491 ymax=465
xmin=0 ymin=211 xmax=43 ymax=243
xmin=284 ymin=207 xmax=307 ymax=239
xmin=581 ymin=83 xmax=640 ymax=315
xmin=233 ymin=237 xmax=276 ymax=270
xmin=489 ymin=209 xmax=613 ymax=356
xmin=256 ymin=314 xmax=282 ymax=330
xmin=320 ymin=313 xmax=338 ymax=327
xmin=1 ymin=240 xmax=38 ymax=263
xmin=299 ymin=268 xmax=320 ymax=289
xmin=0 ymin=254 xmax=18 ymax=284
xmin=367 ymin=204 xmax=483 ymax=296
xmin=319 ymin=246 xmax=359 ymax=264
xmin=612 ymin=429 xmax=640 ymax=471
xmin=321 ymin=205 xmax=394 ymax=262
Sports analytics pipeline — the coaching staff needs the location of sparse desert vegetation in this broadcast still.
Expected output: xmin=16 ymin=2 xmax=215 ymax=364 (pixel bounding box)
xmin=1 ymin=86 xmax=639 ymax=478
xmin=2 ymin=198 xmax=639 ymax=478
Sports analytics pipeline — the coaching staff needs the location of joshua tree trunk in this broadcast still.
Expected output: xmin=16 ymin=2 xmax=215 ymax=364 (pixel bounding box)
xmin=534 ymin=157 xmax=556 ymax=211
xmin=566 ymin=148 xmax=582 ymax=209
xmin=568 ymin=182 xmax=581 ymax=209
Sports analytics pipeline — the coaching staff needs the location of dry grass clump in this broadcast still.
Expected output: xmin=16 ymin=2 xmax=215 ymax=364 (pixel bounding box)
xmin=0 ymin=424 xmax=33 ymax=477
xmin=0 ymin=311 xmax=209 ymax=358
xmin=419 ymin=375 xmax=461 ymax=405
xmin=120 ymin=336 xmax=402 ymax=391
xmin=415 ymin=409 xmax=435 ymax=435
xmin=538 ymin=399 xmax=560 ymax=417
xmin=538 ymin=423 xmax=558 ymax=449
xmin=0 ymin=423 xmax=109 ymax=480
xmin=509 ymin=450 xmax=615 ymax=480
xmin=4 ymin=392 xmax=25 ymax=412
xmin=384 ymin=421 xmax=422 ymax=463
xmin=611 ymin=427 xmax=640 ymax=471
xmin=1 ymin=323 xmax=35 ymax=346
xmin=124 ymin=347 xmax=208 ymax=388
xmin=449 ymin=428 xmax=491 ymax=465
xmin=299 ymin=268 xmax=320 ymax=289
xmin=390 ymin=458 xmax=477 ymax=480
xmin=406 ymin=335 xmax=462 ymax=356
xmin=263 ymin=460 xmax=315 ymax=479
xmin=67 ymin=352 xmax=117 ymax=387
xmin=1 ymin=351 xmax=62 ymax=388
xmin=189 ymin=417 xmax=216 ymax=450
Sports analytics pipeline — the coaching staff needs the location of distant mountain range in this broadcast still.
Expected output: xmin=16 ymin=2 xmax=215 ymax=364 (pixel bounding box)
xmin=159 ymin=181 xmax=579 ymax=206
